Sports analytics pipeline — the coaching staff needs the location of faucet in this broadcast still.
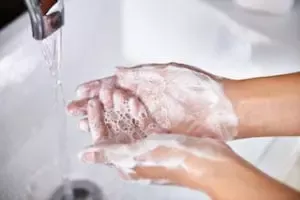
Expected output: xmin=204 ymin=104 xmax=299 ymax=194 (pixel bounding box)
xmin=24 ymin=0 xmax=64 ymax=40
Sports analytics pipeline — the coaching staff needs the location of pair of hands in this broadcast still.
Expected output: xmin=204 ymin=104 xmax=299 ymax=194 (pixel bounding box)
xmin=66 ymin=63 xmax=238 ymax=189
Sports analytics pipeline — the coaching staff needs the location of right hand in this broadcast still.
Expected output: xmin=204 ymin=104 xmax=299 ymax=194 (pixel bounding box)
xmin=79 ymin=133 xmax=237 ymax=191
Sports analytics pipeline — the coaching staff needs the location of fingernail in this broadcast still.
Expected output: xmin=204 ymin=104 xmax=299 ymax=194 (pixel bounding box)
xmin=66 ymin=108 xmax=81 ymax=116
xmin=76 ymin=86 xmax=88 ymax=97
xmin=66 ymin=102 xmax=85 ymax=116
xmin=88 ymin=99 xmax=96 ymax=107
xmin=65 ymin=101 xmax=74 ymax=114
xmin=65 ymin=106 xmax=73 ymax=116
xmin=118 ymin=169 xmax=132 ymax=180
xmin=78 ymin=151 xmax=95 ymax=163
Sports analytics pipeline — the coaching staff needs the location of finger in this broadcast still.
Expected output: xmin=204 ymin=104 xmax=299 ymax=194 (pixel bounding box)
xmin=66 ymin=99 xmax=89 ymax=116
xmin=128 ymin=96 xmax=149 ymax=125
xmin=135 ymin=146 xmax=185 ymax=166
xmin=116 ymin=168 xmax=132 ymax=180
xmin=133 ymin=166 xmax=173 ymax=181
xmin=123 ymin=166 xmax=178 ymax=186
xmin=78 ymin=134 xmax=183 ymax=164
xmin=128 ymin=96 xmax=140 ymax=119
xmin=99 ymin=83 xmax=114 ymax=110
xmin=76 ymin=76 xmax=116 ymax=99
xmin=112 ymin=89 xmax=128 ymax=111
xmin=123 ymin=173 xmax=152 ymax=185
xmin=78 ymin=148 xmax=106 ymax=164
xmin=79 ymin=144 xmax=122 ymax=164
xmin=79 ymin=118 xmax=90 ymax=132
xmin=123 ymin=173 xmax=171 ymax=186
xmin=122 ymin=166 xmax=192 ymax=189
xmin=79 ymin=149 xmax=176 ymax=183
xmin=78 ymin=140 xmax=142 ymax=164
xmin=76 ymin=80 xmax=101 ymax=98
xmin=127 ymin=96 xmax=165 ymax=134
xmin=87 ymin=99 xmax=107 ymax=143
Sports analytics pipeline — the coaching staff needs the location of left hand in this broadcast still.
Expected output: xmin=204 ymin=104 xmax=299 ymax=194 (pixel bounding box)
xmin=79 ymin=133 xmax=235 ymax=191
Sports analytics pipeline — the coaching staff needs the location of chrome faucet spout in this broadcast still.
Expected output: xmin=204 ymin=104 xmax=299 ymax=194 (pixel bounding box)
xmin=24 ymin=0 xmax=64 ymax=40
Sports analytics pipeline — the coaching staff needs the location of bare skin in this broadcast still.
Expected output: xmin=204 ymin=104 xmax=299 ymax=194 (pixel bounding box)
xmin=66 ymin=63 xmax=300 ymax=200
xmin=205 ymin=158 xmax=300 ymax=200
xmin=223 ymin=72 xmax=300 ymax=139
xmin=79 ymin=134 xmax=300 ymax=200
xmin=132 ymin=153 xmax=300 ymax=200
xmin=67 ymin=63 xmax=300 ymax=140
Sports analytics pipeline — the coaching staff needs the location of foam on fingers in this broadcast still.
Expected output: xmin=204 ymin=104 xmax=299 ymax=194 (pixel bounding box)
xmin=128 ymin=96 xmax=140 ymax=119
xmin=87 ymin=99 xmax=107 ymax=143
xmin=76 ymin=80 xmax=102 ymax=98
xmin=112 ymin=89 xmax=127 ymax=111
xmin=99 ymin=84 xmax=113 ymax=109
xmin=76 ymin=76 xmax=117 ymax=99
xmin=66 ymin=99 xmax=89 ymax=116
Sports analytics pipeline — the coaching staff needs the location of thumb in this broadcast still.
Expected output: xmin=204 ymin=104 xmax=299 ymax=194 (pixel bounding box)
xmin=78 ymin=139 xmax=148 ymax=168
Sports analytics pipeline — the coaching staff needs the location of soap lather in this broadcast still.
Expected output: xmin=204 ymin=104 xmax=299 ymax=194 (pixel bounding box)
xmin=24 ymin=0 xmax=64 ymax=40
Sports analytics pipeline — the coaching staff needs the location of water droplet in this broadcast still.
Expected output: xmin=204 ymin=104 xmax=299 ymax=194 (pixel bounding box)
xmin=56 ymin=80 xmax=62 ymax=85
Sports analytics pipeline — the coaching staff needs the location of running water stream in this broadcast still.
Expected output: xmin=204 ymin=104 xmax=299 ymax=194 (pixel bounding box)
xmin=41 ymin=30 xmax=73 ymax=199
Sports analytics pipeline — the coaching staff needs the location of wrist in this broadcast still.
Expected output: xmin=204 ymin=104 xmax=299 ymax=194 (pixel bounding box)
xmin=222 ymin=74 xmax=300 ymax=139
xmin=183 ymin=151 xmax=243 ymax=195
xmin=222 ymin=78 xmax=263 ymax=139
xmin=221 ymin=79 xmax=246 ymax=139
xmin=191 ymin=153 xmax=300 ymax=200
xmin=191 ymin=155 xmax=246 ymax=197
xmin=204 ymin=157 xmax=262 ymax=199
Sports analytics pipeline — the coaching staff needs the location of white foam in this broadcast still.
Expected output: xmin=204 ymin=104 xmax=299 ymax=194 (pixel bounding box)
xmin=81 ymin=134 xmax=225 ymax=185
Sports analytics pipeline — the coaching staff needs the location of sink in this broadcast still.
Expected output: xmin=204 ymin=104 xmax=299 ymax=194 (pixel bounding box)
xmin=0 ymin=0 xmax=299 ymax=199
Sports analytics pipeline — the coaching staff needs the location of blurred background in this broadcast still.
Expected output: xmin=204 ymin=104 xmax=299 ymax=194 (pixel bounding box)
xmin=0 ymin=1 xmax=26 ymax=30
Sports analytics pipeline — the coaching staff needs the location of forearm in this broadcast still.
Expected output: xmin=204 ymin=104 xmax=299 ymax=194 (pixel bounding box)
xmin=223 ymin=73 xmax=300 ymax=139
xmin=194 ymin=155 xmax=300 ymax=200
